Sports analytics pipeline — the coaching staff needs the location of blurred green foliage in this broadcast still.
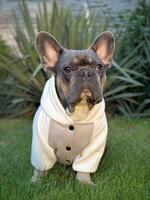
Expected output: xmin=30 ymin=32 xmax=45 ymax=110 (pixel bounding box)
xmin=0 ymin=0 xmax=149 ymax=117
xmin=115 ymin=0 xmax=150 ymax=116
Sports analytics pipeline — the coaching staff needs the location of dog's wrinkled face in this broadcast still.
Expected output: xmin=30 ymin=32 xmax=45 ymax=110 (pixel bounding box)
xmin=36 ymin=31 xmax=115 ymax=113
xmin=55 ymin=49 xmax=107 ymax=113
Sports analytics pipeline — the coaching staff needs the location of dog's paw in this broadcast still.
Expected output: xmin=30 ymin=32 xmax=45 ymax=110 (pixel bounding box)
xmin=76 ymin=172 xmax=95 ymax=186
xmin=31 ymin=169 xmax=48 ymax=183
xmin=78 ymin=179 xmax=96 ymax=186
xmin=31 ymin=169 xmax=40 ymax=183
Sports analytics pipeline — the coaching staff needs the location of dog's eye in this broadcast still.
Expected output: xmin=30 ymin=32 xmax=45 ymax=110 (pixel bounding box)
xmin=64 ymin=66 xmax=71 ymax=73
xmin=96 ymin=64 xmax=103 ymax=71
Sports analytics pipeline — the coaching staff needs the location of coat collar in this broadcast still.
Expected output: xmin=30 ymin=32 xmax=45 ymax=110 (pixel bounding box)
xmin=41 ymin=76 xmax=105 ymax=125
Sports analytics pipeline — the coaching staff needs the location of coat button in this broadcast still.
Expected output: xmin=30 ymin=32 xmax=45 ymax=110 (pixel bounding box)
xmin=69 ymin=125 xmax=74 ymax=131
xmin=66 ymin=160 xmax=71 ymax=162
xmin=66 ymin=146 xmax=71 ymax=151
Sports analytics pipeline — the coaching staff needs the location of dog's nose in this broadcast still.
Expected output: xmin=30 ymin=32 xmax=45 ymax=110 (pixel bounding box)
xmin=78 ymin=68 xmax=93 ymax=81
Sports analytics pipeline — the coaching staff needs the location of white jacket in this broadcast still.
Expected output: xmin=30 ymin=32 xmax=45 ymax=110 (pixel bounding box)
xmin=31 ymin=76 xmax=108 ymax=173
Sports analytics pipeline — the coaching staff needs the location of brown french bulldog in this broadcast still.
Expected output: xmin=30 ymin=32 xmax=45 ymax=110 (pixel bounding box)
xmin=31 ymin=31 xmax=115 ymax=185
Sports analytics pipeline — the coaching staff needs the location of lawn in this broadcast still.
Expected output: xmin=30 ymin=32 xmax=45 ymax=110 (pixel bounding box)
xmin=0 ymin=117 xmax=150 ymax=200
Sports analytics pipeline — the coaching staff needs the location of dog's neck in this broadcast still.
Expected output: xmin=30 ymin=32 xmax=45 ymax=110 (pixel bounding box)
xmin=68 ymin=96 xmax=91 ymax=122
xmin=55 ymin=82 xmax=92 ymax=121
xmin=69 ymin=94 xmax=91 ymax=121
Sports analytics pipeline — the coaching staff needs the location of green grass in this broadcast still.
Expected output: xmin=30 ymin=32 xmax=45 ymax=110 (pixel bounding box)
xmin=0 ymin=117 xmax=150 ymax=200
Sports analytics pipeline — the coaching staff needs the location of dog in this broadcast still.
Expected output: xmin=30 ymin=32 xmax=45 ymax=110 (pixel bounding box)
xmin=31 ymin=31 xmax=115 ymax=185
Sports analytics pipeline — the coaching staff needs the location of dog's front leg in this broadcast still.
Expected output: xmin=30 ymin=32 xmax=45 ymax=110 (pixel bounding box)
xmin=31 ymin=169 xmax=48 ymax=183
xmin=76 ymin=172 xmax=95 ymax=186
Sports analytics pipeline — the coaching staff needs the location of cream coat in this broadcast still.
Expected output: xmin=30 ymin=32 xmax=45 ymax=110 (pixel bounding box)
xmin=31 ymin=76 xmax=108 ymax=173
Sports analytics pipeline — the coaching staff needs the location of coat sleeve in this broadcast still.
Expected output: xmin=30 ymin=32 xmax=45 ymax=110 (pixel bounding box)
xmin=73 ymin=114 xmax=108 ymax=173
xmin=31 ymin=106 xmax=57 ymax=170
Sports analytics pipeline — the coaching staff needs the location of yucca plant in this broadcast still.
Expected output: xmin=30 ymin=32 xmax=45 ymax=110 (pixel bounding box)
xmin=0 ymin=0 xmax=110 ymax=117
xmin=104 ymin=43 xmax=145 ymax=117
xmin=0 ymin=0 xmax=148 ymax=117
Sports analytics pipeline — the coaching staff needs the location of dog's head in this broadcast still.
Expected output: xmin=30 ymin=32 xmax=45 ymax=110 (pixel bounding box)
xmin=36 ymin=31 xmax=115 ymax=113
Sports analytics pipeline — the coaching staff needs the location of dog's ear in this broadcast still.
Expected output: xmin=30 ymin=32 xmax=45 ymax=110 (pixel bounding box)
xmin=36 ymin=31 xmax=64 ymax=71
xmin=89 ymin=31 xmax=115 ymax=67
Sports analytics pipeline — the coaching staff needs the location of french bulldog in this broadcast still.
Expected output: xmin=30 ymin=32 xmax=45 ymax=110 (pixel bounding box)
xmin=31 ymin=31 xmax=115 ymax=185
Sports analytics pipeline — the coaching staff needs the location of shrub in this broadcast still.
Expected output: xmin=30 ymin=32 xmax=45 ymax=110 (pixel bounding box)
xmin=115 ymin=0 xmax=150 ymax=116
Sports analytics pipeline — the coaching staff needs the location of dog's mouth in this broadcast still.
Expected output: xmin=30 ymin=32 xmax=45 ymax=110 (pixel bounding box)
xmin=80 ymin=88 xmax=92 ymax=98
xmin=66 ymin=88 xmax=102 ymax=113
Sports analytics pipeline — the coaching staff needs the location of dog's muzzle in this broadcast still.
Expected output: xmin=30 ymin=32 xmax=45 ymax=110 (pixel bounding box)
xmin=66 ymin=67 xmax=102 ymax=112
